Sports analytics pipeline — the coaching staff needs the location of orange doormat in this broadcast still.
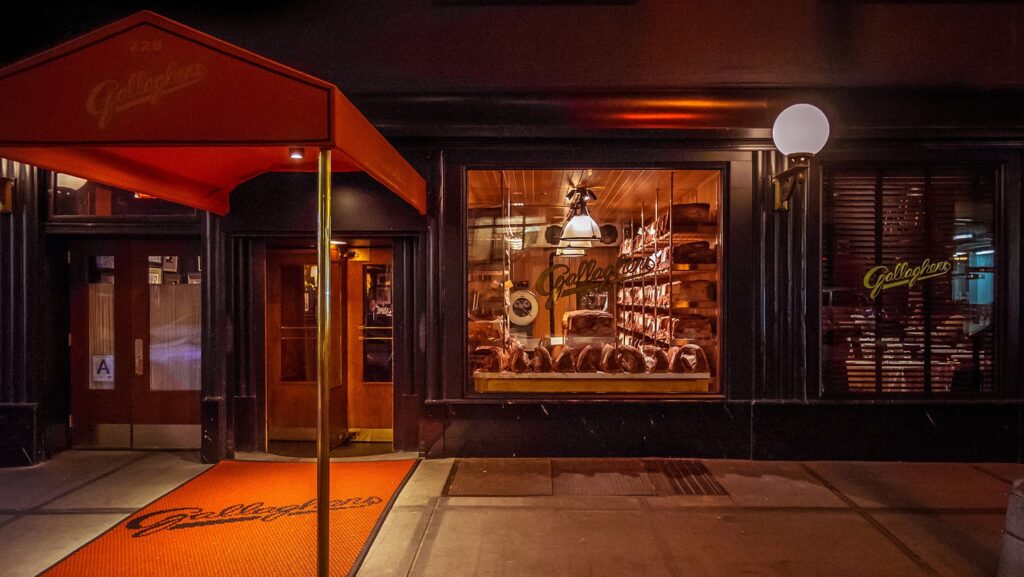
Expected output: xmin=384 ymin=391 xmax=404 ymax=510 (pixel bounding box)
xmin=42 ymin=459 xmax=417 ymax=577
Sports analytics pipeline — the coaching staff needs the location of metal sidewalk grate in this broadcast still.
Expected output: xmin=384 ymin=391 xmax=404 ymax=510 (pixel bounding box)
xmin=644 ymin=459 xmax=728 ymax=496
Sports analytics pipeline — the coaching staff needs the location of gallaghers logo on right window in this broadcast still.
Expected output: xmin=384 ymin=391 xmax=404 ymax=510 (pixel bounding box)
xmin=862 ymin=258 xmax=953 ymax=300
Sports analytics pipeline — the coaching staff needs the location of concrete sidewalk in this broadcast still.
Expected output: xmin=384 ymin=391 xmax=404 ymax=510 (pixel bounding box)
xmin=0 ymin=451 xmax=209 ymax=577
xmin=0 ymin=452 xmax=1018 ymax=577
xmin=358 ymin=459 xmax=1020 ymax=577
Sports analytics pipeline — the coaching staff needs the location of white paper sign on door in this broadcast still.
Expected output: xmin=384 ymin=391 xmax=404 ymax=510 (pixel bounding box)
xmin=91 ymin=355 xmax=114 ymax=389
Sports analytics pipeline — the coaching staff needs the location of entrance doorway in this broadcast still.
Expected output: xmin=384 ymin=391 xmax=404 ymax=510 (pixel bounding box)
xmin=69 ymin=239 xmax=202 ymax=448
xmin=264 ymin=239 xmax=395 ymax=457
xmin=265 ymin=248 xmax=345 ymax=445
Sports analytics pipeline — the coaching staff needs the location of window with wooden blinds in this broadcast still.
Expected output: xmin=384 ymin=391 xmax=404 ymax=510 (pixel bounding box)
xmin=822 ymin=167 xmax=995 ymax=394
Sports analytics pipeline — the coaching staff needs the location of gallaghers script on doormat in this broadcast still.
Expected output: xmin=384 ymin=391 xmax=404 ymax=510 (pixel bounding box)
xmin=41 ymin=460 xmax=415 ymax=577
xmin=124 ymin=496 xmax=384 ymax=537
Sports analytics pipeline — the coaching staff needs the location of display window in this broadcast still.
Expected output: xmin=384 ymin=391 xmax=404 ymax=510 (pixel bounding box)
xmin=50 ymin=173 xmax=197 ymax=218
xmin=822 ymin=167 xmax=996 ymax=394
xmin=467 ymin=169 xmax=721 ymax=394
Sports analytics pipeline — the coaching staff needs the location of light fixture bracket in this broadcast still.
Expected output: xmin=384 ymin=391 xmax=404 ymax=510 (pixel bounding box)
xmin=771 ymin=154 xmax=812 ymax=211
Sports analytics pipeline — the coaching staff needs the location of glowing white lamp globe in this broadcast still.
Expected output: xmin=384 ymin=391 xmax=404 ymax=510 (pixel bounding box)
xmin=772 ymin=104 xmax=830 ymax=157
xmin=558 ymin=239 xmax=592 ymax=249
xmin=560 ymin=212 xmax=601 ymax=242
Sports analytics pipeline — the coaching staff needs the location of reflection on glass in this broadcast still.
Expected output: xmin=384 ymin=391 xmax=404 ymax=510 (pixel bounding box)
xmin=147 ymin=255 xmax=202 ymax=391
xmin=280 ymin=264 xmax=317 ymax=382
xmin=466 ymin=169 xmax=722 ymax=394
xmin=362 ymin=264 xmax=393 ymax=382
xmin=52 ymin=173 xmax=195 ymax=217
xmin=88 ymin=256 xmax=115 ymax=390
xmin=823 ymin=169 xmax=995 ymax=394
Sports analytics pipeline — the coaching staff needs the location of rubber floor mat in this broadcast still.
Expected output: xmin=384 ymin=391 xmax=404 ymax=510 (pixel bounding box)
xmin=41 ymin=459 xmax=416 ymax=577
xmin=552 ymin=459 xmax=658 ymax=496
xmin=446 ymin=458 xmax=553 ymax=496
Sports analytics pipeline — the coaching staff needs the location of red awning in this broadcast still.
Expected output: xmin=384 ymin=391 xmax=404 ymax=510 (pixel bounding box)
xmin=0 ymin=11 xmax=426 ymax=215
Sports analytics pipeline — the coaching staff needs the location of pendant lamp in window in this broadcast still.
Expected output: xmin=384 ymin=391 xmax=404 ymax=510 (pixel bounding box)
xmin=560 ymin=187 xmax=601 ymax=242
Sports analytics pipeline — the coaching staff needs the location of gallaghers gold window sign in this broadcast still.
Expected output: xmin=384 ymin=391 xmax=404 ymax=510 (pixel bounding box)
xmin=535 ymin=256 xmax=656 ymax=309
xmin=822 ymin=167 xmax=995 ymax=394
xmin=466 ymin=168 xmax=722 ymax=395
xmin=863 ymin=258 xmax=952 ymax=300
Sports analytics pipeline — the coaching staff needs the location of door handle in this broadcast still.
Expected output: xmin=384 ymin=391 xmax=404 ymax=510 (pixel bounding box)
xmin=134 ymin=338 xmax=144 ymax=376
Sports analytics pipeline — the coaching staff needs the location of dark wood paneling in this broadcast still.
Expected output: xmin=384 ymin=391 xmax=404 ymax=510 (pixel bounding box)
xmin=751 ymin=402 xmax=1021 ymax=462
xmin=0 ymin=161 xmax=42 ymax=405
xmin=0 ymin=404 xmax=38 ymax=466
xmin=0 ymin=161 xmax=46 ymax=464
xmin=757 ymin=150 xmax=812 ymax=400
xmin=232 ymin=395 xmax=256 ymax=451
xmin=392 ymin=237 xmax=423 ymax=451
xmin=355 ymin=89 xmax=1024 ymax=141
xmin=425 ymin=399 xmax=1021 ymax=461
xmin=722 ymin=154 xmax=755 ymax=400
xmin=429 ymin=401 xmax=753 ymax=459
xmin=201 ymin=212 xmax=231 ymax=463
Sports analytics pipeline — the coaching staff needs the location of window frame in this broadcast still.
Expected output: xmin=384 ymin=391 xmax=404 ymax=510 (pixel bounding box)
xmin=439 ymin=145 xmax=757 ymax=402
xmin=46 ymin=171 xmax=201 ymax=223
xmin=812 ymin=151 xmax=1021 ymax=400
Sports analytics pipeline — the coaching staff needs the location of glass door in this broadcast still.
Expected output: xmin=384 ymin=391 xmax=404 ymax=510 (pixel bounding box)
xmin=69 ymin=239 xmax=202 ymax=448
xmin=130 ymin=241 xmax=202 ymax=448
xmin=265 ymin=249 xmax=345 ymax=446
xmin=344 ymin=243 xmax=394 ymax=443
xmin=70 ymin=241 xmax=132 ymax=447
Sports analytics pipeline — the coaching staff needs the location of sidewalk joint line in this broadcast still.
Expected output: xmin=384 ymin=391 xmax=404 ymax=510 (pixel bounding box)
xmin=0 ymin=508 xmax=138 ymax=515
xmin=638 ymin=496 xmax=687 ymax=577
xmin=800 ymin=463 xmax=942 ymax=577
xmin=0 ymin=451 xmax=159 ymax=533
xmin=404 ymin=467 xmax=450 ymax=577
xmin=968 ymin=463 xmax=1016 ymax=485
xmin=26 ymin=452 xmax=158 ymax=514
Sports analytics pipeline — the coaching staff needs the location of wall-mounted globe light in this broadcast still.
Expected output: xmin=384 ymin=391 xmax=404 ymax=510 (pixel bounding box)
xmin=770 ymin=103 xmax=830 ymax=211
xmin=772 ymin=104 xmax=829 ymax=157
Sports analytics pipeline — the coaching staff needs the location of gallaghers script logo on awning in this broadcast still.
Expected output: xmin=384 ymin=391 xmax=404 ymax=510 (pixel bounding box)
xmin=536 ymin=256 xmax=655 ymax=309
xmin=86 ymin=62 xmax=207 ymax=129
xmin=863 ymin=258 xmax=952 ymax=300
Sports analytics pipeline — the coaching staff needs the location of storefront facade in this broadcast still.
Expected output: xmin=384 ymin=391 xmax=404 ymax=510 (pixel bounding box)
xmin=1 ymin=4 xmax=1023 ymax=465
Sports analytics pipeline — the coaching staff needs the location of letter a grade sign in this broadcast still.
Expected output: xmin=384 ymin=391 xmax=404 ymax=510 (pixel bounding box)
xmin=91 ymin=355 xmax=114 ymax=389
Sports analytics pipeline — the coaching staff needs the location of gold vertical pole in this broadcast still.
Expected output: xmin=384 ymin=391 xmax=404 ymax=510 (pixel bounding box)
xmin=316 ymin=148 xmax=332 ymax=577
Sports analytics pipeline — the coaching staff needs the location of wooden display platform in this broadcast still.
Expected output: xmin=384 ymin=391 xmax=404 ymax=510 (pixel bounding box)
xmin=473 ymin=372 xmax=711 ymax=393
